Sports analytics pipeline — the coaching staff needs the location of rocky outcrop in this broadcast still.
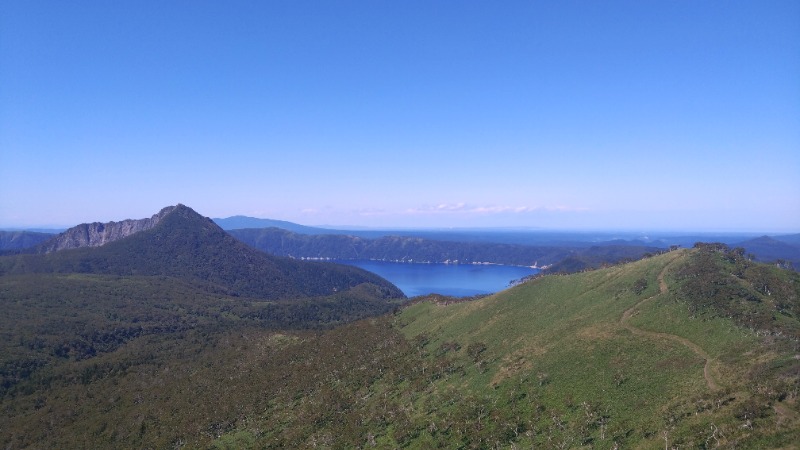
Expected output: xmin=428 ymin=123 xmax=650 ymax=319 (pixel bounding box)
xmin=36 ymin=205 xmax=179 ymax=253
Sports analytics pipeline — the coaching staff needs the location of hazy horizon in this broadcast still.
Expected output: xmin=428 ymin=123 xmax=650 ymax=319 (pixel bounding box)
xmin=2 ymin=2 xmax=798 ymax=232
xmin=1 ymin=206 xmax=797 ymax=235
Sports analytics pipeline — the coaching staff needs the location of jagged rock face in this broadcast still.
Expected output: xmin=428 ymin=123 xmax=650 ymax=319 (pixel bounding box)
xmin=37 ymin=205 xmax=179 ymax=253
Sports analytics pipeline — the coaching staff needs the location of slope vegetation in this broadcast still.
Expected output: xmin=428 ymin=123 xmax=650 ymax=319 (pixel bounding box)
xmin=0 ymin=205 xmax=407 ymax=443
xmin=396 ymin=248 xmax=799 ymax=447
xmin=1 ymin=246 xmax=797 ymax=448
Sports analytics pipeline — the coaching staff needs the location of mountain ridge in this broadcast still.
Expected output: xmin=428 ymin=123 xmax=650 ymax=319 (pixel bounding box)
xmin=34 ymin=205 xmax=179 ymax=253
xmin=0 ymin=205 xmax=405 ymax=300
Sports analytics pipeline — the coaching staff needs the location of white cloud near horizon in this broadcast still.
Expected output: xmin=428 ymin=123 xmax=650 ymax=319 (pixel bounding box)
xmin=282 ymin=203 xmax=592 ymax=228
xmin=404 ymin=203 xmax=589 ymax=215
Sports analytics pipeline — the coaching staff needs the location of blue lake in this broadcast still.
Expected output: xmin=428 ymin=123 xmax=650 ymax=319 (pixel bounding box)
xmin=336 ymin=260 xmax=539 ymax=298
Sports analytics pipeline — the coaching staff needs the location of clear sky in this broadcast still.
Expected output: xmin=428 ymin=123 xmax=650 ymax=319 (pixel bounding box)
xmin=1 ymin=1 xmax=798 ymax=232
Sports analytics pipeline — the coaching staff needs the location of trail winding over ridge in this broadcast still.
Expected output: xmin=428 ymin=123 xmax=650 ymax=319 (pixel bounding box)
xmin=620 ymin=255 xmax=720 ymax=391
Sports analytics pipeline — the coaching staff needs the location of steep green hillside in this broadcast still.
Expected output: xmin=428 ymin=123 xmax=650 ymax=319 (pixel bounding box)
xmin=1 ymin=247 xmax=797 ymax=448
xmin=396 ymin=248 xmax=799 ymax=448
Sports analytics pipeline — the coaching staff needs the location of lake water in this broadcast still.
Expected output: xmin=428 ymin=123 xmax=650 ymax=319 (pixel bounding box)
xmin=336 ymin=260 xmax=539 ymax=298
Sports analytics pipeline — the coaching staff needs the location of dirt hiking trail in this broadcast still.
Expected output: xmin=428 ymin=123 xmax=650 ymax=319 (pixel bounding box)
xmin=620 ymin=255 xmax=720 ymax=391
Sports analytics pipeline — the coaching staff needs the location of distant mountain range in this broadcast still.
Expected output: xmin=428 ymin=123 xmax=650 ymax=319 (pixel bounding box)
xmin=213 ymin=216 xmax=800 ymax=271
xmin=2 ymin=213 xmax=798 ymax=270
xmin=212 ymin=215 xmax=331 ymax=234
xmin=226 ymin=227 xmax=662 ymax=270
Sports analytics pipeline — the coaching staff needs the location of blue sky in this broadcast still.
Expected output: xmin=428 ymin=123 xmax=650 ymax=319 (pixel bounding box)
xmin=1 ymin=1 xmax=798 ymax=231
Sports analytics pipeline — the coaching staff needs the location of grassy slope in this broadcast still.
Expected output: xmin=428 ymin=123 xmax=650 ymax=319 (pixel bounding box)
xmin=397 ymin=249 xmax=799 ymax=448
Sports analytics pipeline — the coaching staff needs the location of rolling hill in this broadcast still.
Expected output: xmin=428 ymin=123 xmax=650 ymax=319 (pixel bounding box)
xmin=1 ymin=242 xmax=797 ymax=448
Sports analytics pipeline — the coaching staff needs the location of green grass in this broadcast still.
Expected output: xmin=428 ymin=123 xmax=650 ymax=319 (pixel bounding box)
xmin=395 ymin=250 xmax=800 ymax=447
xmin=629 ymin=292 xmax=757 ymax=360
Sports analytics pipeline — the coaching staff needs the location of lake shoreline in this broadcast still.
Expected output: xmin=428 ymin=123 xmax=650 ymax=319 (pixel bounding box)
xmin=332 ymin=259 xmax=540 ymax=298
xmin=297 ymin=256 xmax=548 ymax=270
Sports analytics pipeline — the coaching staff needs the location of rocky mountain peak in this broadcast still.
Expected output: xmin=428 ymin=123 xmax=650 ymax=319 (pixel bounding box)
xmin=36 ymin=205 xmax=182 ymax=253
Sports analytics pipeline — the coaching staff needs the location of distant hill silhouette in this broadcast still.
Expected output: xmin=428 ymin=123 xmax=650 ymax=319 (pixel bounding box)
xmin=0 ymin=230 xmax=53 ymax=252
xmin=773 ymin=233 xmax=800 ymax=246
xmin=736 ymin=235 xmax=800 ymax=268
xmin=213 ymin=215 xmax=332 ymax=234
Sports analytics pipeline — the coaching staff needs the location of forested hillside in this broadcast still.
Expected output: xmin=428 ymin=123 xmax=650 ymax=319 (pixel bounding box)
xmin=2 ymin=246 xmax=797 ymax=448
xmin=0 ymin=204 xmax=407 ymax=448
xmin=0 ymin=205 xmax=404 ymax=300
